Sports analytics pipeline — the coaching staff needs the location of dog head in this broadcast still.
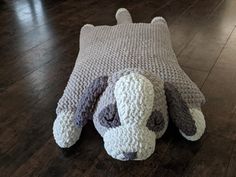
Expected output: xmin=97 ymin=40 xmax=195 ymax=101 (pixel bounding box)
xmin=75 ymin=69 xmax=198 ymax=160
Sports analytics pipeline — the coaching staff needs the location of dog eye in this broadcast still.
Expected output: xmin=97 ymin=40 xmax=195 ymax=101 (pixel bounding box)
xmin=99 ymin=103 xmax=121 ymax=128
xmin=146 ymin=110 xmax=165 ymax=132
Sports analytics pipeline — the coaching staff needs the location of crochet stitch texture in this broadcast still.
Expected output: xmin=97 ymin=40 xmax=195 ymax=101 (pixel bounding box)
xmin=56 ymin=21 xmax=205 ymax=115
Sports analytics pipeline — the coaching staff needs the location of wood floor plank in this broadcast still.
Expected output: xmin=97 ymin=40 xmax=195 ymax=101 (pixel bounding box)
xmin=201 ymin=67 xmax=236 ymax=140
xmin=226 ymin=140 xmax=236 ymax=177
xmin=148 ymin=133 xmax=206 ymax=177
xmin=149 ymin=133 xmax=234 ymax=177
xmin=0 ymin=0 xmax=103 ymax=62
xmin=200 ymin=27 xmax=236 ymax=140
xmin=0 ymin=33 xmax=78 ymax=92
xmin=181 ymin=66 xmax=208 ymax=88
xmin=127 ymin=0 xmax=174 ymax=23
xmin=178 ymin=0 xmax=236 ymax=72
xmin=0 ymin=0 xmax=125 ymax=92
xmin=0 ymin=0 xmax=66 ymax=49
xmin=0 ymin=57 xmax=79 ymax=176
xmin=169 ymin=0 xmax=223 ymax=55
xmin=0 ymin=0 xmax=98 ymax=48
xmin=152 ymin=0 xmax=200 ymax=25
xmin=0 ymin=0 xmax=65 ymax=27
xmin=11 ymin=124 xmax=103 ymax=177
xmin=0 ymin=12 xmax=80 ymax=65
xmin=182 ymin=134 xmax=234 ymax=177
xmin=0 ymin=37 xmax=78 ymax=125
xmin=216 ymin=28 xmax=236 ymax=69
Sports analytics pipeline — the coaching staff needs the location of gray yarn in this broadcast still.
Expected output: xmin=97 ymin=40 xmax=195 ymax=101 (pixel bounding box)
xmin=56 ymin=20 xmax=205 ymax=136
xmin=123 ymin=152 xmax=137 ymax=160
xmin=164 ymin=82 xmax=197 ymax=136
xmin=74 ymin=76 xmax=108 ymax=127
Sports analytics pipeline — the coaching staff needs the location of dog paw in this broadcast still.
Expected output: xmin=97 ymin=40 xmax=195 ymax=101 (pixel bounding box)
xmin=53 ymin=111 xmax=82 ymax=148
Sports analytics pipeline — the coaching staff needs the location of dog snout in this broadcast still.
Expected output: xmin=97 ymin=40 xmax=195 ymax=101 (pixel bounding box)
xmin=104 ymin=126 xmax=156 ymax=160
xmin=123 ymin=151 xmax=137 ymax=160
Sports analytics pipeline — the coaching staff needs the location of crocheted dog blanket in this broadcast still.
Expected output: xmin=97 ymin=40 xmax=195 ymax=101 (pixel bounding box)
xmin=53 ymin=8 xmax=206 ymax=161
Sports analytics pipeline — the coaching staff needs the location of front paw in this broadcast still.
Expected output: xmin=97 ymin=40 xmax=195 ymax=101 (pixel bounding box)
xmin=180 ymin=108 xmax=206 ymax=141
xmin=53 ymin=111 xmax=82 ymax=148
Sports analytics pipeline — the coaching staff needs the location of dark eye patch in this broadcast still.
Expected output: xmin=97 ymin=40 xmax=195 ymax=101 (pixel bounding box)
xmin=146 ymin=110 xmax=165 ymax=132
xmin=99 ymin=103 xmax=121 ymax=128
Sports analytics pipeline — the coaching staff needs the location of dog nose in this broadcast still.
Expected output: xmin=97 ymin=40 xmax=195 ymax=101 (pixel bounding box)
xmin=123 ymin=151 xmax=137 ymax=160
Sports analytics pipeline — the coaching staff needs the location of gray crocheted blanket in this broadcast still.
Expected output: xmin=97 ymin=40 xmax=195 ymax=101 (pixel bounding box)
xmin=57 ymin=21 xmax=204 ymax=114
xmin=53 ymin=8 xmax=206 ymax=161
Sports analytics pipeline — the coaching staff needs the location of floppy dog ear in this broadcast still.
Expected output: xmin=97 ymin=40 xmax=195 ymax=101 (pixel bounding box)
xmin=75 ymin=76 xmax=108 ymax=127
xmin=164 ymin=82 xmax=197 ymax=137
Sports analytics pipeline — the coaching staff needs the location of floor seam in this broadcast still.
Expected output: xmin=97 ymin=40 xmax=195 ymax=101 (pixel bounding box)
xmin=176 ymin=0 xmax=225 ymax=57
xmin=224 ymin=140 xmax=236 ymax=177
xmin=180 ymin=65 xmax=209 ymax=73
xmin=200 ymin=25 xmax=236 ymax=89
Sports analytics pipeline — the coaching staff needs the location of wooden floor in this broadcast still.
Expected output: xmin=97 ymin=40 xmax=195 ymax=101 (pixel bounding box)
xmin=0 ymin=0 xmax=236 ymax=176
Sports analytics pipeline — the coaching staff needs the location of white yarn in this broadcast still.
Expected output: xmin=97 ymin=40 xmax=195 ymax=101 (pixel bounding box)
xmin=116 ymin=8 xmax=133 ymax=24
xmin=53 ymin=111 xmax=82 ymax=148
xmin=180 ymin=108 xmax=206 ymax=141
xmin=104 ymin=126 xmax=156 ymax=160
xmin=103 ymin=73 xmax=156 ymax=160
xmin=83 ymin=24 xmax=94 ymax=28
xmin=114 ymin=73 xmax=154 ymax=126
xmin=151 ymin=17 xmax=166 ymax=24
